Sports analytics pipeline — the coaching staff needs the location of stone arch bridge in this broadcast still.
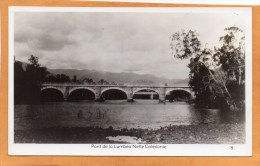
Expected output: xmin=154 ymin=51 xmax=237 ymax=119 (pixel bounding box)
xmin=41 ymin=83 xmax=194 ymax=102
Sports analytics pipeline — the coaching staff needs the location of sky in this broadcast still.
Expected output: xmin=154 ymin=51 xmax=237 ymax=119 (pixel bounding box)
xmin=14 ymin=10 xmax=247 ymax=79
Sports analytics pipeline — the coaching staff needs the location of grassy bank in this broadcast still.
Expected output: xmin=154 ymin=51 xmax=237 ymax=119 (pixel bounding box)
xmin=15 ymin=123 xmax=245 ymax=144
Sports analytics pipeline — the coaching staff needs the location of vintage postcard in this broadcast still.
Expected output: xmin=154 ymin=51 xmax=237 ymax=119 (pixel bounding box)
xmin=8 ymin=7 xmax=252 ymax=156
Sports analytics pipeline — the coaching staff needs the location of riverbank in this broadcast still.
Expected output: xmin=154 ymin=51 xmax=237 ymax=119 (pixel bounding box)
xmin=15 ymin=123 xmax=245 ymax=144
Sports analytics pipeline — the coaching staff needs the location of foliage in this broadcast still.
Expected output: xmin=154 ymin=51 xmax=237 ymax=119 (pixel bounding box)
xmin=97 ymin=79 xmax=109 ymax=85
xmin=14 ymin=55 xmax=49 ymax=104
xmin=82 ymin=78 xmax=94 ymax=84
xmin=45 ymin=74 xmax=71 ymax=83
xmin=72 ymin=75 xmax=77 ymax=82
xmin=170 ymin=26 xmax=245 ymax=111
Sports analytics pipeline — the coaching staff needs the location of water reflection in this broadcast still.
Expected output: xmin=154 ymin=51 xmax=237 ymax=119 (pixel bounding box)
xmin=14 ymin=100 xmax=245 ymax=130
xmin=190 ymin=108 xmax=245 ymax=125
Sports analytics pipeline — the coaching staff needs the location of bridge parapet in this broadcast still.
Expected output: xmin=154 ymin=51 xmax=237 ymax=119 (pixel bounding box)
xmin=41 ymin=82 xmax=182 ymax=87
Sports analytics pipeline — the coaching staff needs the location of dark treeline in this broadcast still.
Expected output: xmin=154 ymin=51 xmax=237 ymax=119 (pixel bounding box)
xmin=44 ymin=74 xmax=71 ymax=83
xmin=14 ymin=55 xmax=49 ymax=104
xmin=14 ymin=55 xmax=112 ymax=104
xmin=45 ymin=73 xmax=114 ymax=85
xmin=45 ymin=75 xmax=113 ymax=85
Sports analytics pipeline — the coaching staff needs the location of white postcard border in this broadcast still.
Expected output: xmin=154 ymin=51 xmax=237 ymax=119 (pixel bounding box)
xmin=75 ymin=0 xmax=260 ymax=5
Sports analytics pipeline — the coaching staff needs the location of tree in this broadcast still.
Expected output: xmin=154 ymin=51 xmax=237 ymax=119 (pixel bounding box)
xmin=82 ymin=78 xmax=94 ymax=84
xmin=97 ymin=79 xmax=109 ymax=85
xmin=72 ymin=75 xmax=77 ymax=82
xmin=59 ymin=74 xmax=71 ymax=82
xmin=26 ymin=55 xmax=49 ymax=84
xmin=44 ymin=74 xmax=71 ymax=83
xmin=170 ymin=26 xmax=245 ymax=111
xmin=44 ymin=74 xmax=58 ymax=82
xmin=14 ymin=55 xmax=49 ymax=103
xmin=14 ymin=61 xmax=26 ymax=103
xmin=28 ymin=55 xmax=40 ymax=68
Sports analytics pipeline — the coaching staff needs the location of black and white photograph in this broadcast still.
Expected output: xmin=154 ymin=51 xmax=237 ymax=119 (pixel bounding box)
xmin=9 ymin=7 xmax=252 ymax=156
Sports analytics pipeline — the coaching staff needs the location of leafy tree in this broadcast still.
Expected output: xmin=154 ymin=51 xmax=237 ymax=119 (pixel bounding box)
xmin=28 ymin=55 xmax=40 ymax=68
xmin=170 ymin=26 xmax=245 ymax=111
xmin=55 ymin=74 xmax=71 ymax=82
xmin=97 ymin=79 xmax=109 ymax=85
xmin=14 ymin=55 xmax=49 ymax=103
xmin=82 ymin=78 xmax=94 ymax=84
xmin=59 ymin=74 xmax=71 ymax=82
xmin=44 ymin=74 xmax=71 ymax=83
xmin=72 ymin=75 xmax=77 ymax=82
xmin=44 ymin=74 xmax=58 ymax=82
xmin=26 ymin=55 xmax=49 ymax=84
xmin=14 ymin=61 xmax=26 ymax=103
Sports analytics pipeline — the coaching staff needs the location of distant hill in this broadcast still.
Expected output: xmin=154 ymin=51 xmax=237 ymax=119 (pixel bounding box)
xmin=15 ymin=61 xmax=188 ymax=86
xmin=174 ymin=78 xmax=189 ymax=86
xmin=48 ymin=69 xmax=189 ymax=86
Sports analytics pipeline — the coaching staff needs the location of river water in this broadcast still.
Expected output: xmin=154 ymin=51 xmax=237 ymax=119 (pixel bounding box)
xmin=14 ymin=100 xmax=244 ymax=130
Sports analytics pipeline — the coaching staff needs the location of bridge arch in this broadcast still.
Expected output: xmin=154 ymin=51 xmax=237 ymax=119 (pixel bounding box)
xmin=101 ymin=87 xmax=128 ymax=100
xmin=133 ymin=88 xmax=160 ymax=100
xmin=101 ymin=87 xmax=128 ymax=96
xmin=41 ymin=87 xmax=64 ymax=95
xmin=69 ymin=87 xmax=96 ymax=98
xmin=166 ymin=88 xmax=192 ymax=96
xmin=68 ymin=87 xmax=96 ymax=101
xmin=166 ymin=88 xmax=193 ymax=101
xmin=40 ymin=87 xmax=64 ymax=101
xmin=133 ymin=88 xmax=160 ymax=95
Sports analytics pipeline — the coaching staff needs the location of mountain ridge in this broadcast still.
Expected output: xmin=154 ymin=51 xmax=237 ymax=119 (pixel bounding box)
xmin=48 ymin=68 xmax=189 ymax=86
xmin=16 ymin=60 xmax=188 ymax=86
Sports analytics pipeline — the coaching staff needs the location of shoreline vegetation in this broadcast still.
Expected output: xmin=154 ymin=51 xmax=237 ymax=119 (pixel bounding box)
xmin=15 ymin=123 xmax=245 ymax=144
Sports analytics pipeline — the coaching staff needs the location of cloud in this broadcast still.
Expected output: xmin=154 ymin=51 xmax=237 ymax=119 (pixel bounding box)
xmin=15 ymin=13 xmax=78 ymax=51
xmin=27 ymin=33 xmax=77 ymax=51
xmin=14 ymin=11 xmax=246 ymax=79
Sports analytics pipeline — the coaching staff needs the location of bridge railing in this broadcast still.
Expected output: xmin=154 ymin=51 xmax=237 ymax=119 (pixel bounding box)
xmin=41 ymin=82 xmax=191 ymax=88
xmin=41 ymin=82 xmax=126 ymax=85
xmin=41 ymin=82 xmax=174 ymax=85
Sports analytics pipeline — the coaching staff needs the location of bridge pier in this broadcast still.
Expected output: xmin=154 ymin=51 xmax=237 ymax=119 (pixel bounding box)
xmin=159 ymin=96 xmax=166 ymax=103
xmin=95 ymin=94 xmax=105 ymax=102
xmin=127 ymin=98 xmax=134 ymax=102
xmin=127 ymin=93 xmax=134 ymax=102
xmin=126 ymin=88 xmax=134 ymax=102
xmin=158 ymin=87 xmax=166 ymax=103
xmin=95 ymin=96 xmax=105 ymax=102
xmin=63 ymin=96 xmax=68 ymax=101
xmin=94 ymin=88 xmax=105 ymax=102
xmin=62 ymin=87 xmax=70 ymax=101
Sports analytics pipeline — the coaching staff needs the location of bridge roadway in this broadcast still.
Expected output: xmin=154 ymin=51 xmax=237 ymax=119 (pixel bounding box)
xmin=41 ymin=83 xmax=193 ymax=102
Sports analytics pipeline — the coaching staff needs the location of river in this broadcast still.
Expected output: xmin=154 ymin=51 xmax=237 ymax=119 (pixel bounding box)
xmin=14 ymin=100 xmax=244 ymax=131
